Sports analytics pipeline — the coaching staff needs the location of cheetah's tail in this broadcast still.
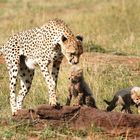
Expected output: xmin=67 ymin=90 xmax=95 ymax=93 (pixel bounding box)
xmin=103 ymin=99 xmax=111 ymax=105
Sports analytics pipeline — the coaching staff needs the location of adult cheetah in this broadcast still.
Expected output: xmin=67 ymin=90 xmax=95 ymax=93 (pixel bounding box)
xmin=0 ymin=19 xmax=83 ymax=115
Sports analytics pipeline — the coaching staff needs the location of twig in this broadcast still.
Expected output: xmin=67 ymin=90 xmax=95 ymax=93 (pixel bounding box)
xmin=67 ymin=110 xmax=80 ymax=123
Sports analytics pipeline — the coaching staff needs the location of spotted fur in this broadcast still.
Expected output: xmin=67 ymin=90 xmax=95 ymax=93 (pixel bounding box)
xmin=1 ymin=19 xmax=83 ymax=115
xmin=66 ymin=65 xmax=96 ymax=108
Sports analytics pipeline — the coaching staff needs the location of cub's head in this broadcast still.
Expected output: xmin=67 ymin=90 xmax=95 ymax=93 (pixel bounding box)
xmin=131 ymin=87 xmax=140 ymax=105
xmin=69 ymin=65 xmax=83 ymax=83
xmin=59 ymin=35 xmax=83 ymax=65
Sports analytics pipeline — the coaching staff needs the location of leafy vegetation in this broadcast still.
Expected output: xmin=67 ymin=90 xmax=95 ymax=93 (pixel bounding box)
xmin=0 ymin=0 xmax=140 ymax=139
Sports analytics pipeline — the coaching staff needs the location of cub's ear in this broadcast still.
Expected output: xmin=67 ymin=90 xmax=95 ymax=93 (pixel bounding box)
xmin=78 ymin=69 xmax=83 ymax=74
xmin=62 ymin=35 xmax=67 ymax=42
xmin=76 ymin=35 xmax=83 ymax=42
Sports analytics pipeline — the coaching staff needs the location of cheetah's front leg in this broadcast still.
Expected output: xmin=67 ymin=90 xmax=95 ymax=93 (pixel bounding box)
xmin=66 ymin=87 xmax=72 ymax=105
xmin=50 ymin=59 xmax=63 ymax=105
xmin=39 ymin=60 xmax=59 ymax=106
xmin=51 ymin=59 xmax=62 ymax=87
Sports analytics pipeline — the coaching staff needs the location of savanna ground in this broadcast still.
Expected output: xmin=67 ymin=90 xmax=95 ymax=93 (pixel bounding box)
xmin=0 ymin=0 xmax=140 ymax=139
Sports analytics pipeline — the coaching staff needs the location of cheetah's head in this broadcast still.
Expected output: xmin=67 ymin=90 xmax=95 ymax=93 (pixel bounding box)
xmin=59 ymin=35 xmax=83 ymax=65
xmin=131 ymin=86 xmax=140 ymax=105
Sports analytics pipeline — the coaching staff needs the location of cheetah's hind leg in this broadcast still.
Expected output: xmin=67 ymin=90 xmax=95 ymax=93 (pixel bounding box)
xmin=16 ymin=55 xmax=34 ymax=111
xmin=6 ymin=57 xmax=19 ymax=115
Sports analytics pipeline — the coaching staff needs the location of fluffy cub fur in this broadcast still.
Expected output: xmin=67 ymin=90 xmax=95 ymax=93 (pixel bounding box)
xmin=104 ymin=86 xmax=140 ymax=114
xmin=66 ymin=66 xmax=97 ymax=108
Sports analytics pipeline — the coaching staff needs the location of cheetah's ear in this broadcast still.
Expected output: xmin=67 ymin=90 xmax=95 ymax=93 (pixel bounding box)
xmin=62 ymin=35 xmax=67 ymax=42
xmin=76 ymin=35 xmax=83 ymax=42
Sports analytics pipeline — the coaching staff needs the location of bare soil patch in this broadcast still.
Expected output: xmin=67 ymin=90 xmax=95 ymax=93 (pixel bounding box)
xmin=81 ymin=53 xmax=140 ymax=68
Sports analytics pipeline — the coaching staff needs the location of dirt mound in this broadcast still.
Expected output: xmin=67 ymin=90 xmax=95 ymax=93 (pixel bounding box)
xmin=13 ymin=105 xmax=140 ymax=139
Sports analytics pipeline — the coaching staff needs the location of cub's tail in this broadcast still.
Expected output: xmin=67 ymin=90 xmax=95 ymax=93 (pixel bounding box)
xmin=103 ymin=99 xmax=111 ymax=105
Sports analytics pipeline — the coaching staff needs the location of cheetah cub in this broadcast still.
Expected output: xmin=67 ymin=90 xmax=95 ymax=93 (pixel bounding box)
xmin=104 ymin=86 xmax=140 ymax=114
xmin=66 ymin=65 xmax=97 ymax=108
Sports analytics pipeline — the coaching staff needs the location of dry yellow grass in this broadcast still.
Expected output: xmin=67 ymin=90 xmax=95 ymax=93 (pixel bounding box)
xmin=0 ymin=0 xmax=140 ymax=139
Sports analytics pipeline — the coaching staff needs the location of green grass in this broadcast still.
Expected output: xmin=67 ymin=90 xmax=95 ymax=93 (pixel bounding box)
xmin=0 ymin=0 xmax=140 ymax=139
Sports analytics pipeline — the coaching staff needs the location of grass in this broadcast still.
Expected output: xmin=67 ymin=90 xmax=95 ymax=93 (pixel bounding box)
xmin=0 ymin=0 xmax=140 ymax=139
xmin=0 ymin=60 xmax=140 ymax=139
xmin=0 ymin=0 xmax=140 ymax=56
